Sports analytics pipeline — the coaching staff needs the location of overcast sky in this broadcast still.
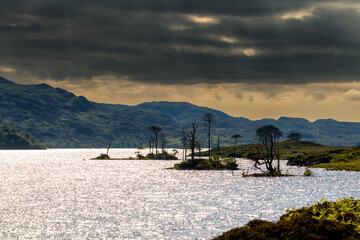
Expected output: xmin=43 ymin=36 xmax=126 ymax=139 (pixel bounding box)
xmin=1 ymin=0 xmax=360 ymax=121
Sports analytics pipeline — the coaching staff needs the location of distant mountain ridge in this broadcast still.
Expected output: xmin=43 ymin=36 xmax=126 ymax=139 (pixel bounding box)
xmin=0 ymin=77 xmax=359 ymax=147
xmin=119 ymin=101 xmax=360 ymax=146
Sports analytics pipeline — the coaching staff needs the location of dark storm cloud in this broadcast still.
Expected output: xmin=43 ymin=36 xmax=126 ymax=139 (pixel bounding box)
xmin=0 ymin=0 xmax=360 ymax=84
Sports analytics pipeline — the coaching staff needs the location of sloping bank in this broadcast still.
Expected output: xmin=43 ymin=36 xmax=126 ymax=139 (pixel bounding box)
xmin=0 ymin=125 xmax=45 ymax=149
xmin=287 ymin=147 xmax=360 ymax=171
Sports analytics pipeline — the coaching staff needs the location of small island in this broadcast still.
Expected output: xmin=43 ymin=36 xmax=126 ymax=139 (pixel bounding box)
xmin=174 ymin=157 xmax=238 ymax=170
xmin=94 ymin=145 xmax=179 ymax=160
xmin=136 ymin=151 xmax=178 ymax=160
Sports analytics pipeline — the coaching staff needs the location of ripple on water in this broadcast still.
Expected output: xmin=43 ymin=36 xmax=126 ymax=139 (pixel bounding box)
xmin=0 ymin=149 xmax=360 ymax=239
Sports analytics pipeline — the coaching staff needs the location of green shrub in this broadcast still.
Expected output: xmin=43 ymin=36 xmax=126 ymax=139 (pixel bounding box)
xmin=284 ymin=198 xmax=360 ymax=233
xmin=213 ymin=217 xmax=359 ymax=240
xmin=303 ymin=167 xmax=313 ymax=176
xmin=224 ymin=157 xmax=238 ymax=170
xmin=213 ymin=198 xmax=360 ymax=240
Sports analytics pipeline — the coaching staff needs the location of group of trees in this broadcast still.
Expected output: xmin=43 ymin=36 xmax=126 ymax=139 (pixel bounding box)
xmin=181 ymin=113 xmax=218 ymax=162
xmin=149 ymin=125 xmax=167 ymax=158
xmin=148 ymin=113 xmax=217 ymax=162
xmin=148 ymin=114 xmax=303 ymax=175
xmin=247 ymin=127 xmax=302 ymax=174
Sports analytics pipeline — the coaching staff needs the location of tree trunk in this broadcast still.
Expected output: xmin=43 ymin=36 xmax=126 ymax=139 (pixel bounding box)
xmin=155 ymin=134 xmax=158 ymax=155
xmin=208 ymin=126 xmax=211 ymax=159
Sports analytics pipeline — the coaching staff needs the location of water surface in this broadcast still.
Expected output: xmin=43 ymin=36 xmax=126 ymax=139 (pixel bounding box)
xmin=1 ymin=149 xmax=359 ymax=239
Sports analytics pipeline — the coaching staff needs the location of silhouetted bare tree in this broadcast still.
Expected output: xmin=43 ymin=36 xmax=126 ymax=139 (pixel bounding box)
xmin=203 ymin=113 xmax=214 ymax=159
xmin=181 ymin=129 xmax=188 ymax=161
xmin=189 ymin=122 xmax=200 ymax=161
xmin=106 ymin=139 xmax=112 ymax=156
xmin=150 ymin=126 xmax=162 ymax=154
xmin=149 ymin=136 xmax=154 ymax=154
xmin=161 ymin=132 xmax=166 ymax=159
xmin=231 ymin=134 xmax=241 ymax=156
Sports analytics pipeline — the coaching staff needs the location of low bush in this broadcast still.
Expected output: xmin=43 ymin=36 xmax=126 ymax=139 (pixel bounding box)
xmin=303 ymin=167 xmax=313 ymax=176
xmin=213 ymin=198 xmax=360 ymax=240
xmin=283 ymin=198 xmax=360 ymax=233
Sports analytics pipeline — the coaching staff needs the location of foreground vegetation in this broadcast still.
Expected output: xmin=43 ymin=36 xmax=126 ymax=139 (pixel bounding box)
xmin=213 ymin=198 xmax=360 ymax=240
xmin=0 ymin=125 xmax=44 ymax=149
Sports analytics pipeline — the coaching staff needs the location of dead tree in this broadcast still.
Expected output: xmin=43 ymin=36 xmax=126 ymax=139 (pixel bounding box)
xmin=189 ymin=122 xmax=200 ymax=161
xmin=161 ymin=132 xmax=166 ymax=159
xmin=181 ymin=129 xmax=188 ymax=161
xmin=203 ymin=113 xmax=214 ymax=159
xmin=231 ymin=134 xmax=241 ymax=156
xmin=106 ymin=139 xmax=112 ymax=156
xmin=150 ymin=126 xmax=162 ymax=154
xmin=149 ymin=136 xmax=153 ymax=154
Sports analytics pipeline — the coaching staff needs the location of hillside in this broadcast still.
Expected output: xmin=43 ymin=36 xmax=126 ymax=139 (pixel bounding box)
xmin=128 ymin=101 xmax=360 ymax=146
xmin=1 ymin=76 xmax=360 ymax=147
xmin=0 ymin=125 xmax=44 ymax=149
xmin=198 ymin=140 xmax=348 ymax=159
xmin=287 ymin=146 xmax=360 ymax=171
xmin=0 ymin=77 xmax=179 ymax=147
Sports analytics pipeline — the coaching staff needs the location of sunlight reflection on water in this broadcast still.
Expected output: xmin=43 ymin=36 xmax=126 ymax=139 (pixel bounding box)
xmin=0 ymin=149 xmax=359 ymax=239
